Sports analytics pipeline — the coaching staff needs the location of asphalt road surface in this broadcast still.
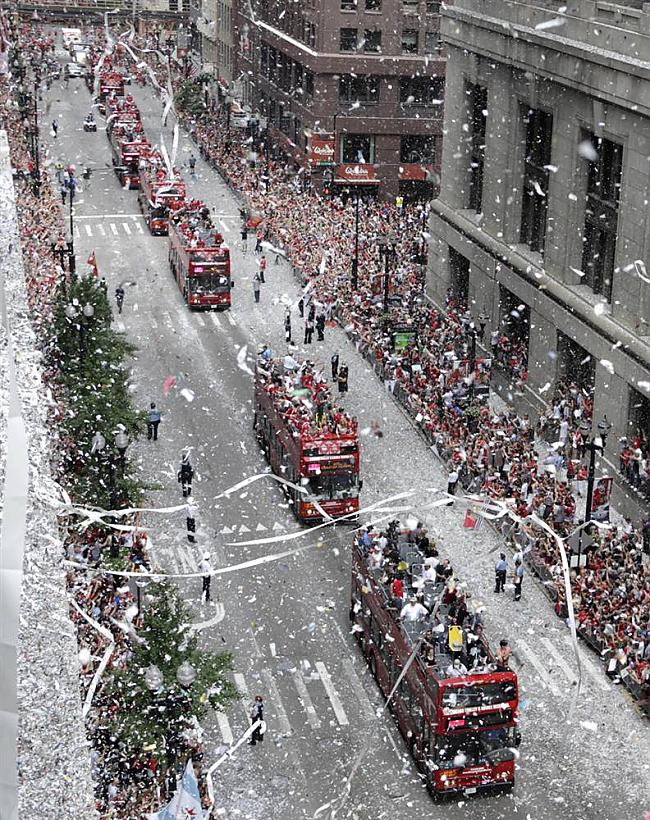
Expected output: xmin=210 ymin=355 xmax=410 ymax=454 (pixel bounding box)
xmin=40 ymin=53 xmax=650 ymax=820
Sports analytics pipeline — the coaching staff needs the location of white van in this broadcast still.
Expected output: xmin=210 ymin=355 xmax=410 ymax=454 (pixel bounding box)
xmin=61 ymin=28 xmax=82 ymax=48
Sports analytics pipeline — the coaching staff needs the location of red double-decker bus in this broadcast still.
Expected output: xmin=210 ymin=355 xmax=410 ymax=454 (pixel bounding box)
xmin=138 ymin=156 xmax=186 ymax=235
xmin=108 ymin=126 xmax=149 ymax=190
xmin=254 ymin=358 xmax=361 ymax=521
xmin=168 ymin=202 xmax=232 ymax=309
xmin=350 ymin=529 xmax=520 ymax=799
xmin=98 ymin=69 xmax=124 ymax=100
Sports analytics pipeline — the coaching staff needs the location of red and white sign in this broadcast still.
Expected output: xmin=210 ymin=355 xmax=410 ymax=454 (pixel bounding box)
xmin=307 ymin=134 xmax=335 ymax=167
xmin=398 ymin=163 xmax=434 ymax=181
xmin=335 ymin=164 xmax=378 ymax=184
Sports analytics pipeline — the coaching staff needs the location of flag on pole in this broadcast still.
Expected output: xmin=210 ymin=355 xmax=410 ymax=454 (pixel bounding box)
xmin=87 ymin=250 xmax=98 ymax=277
xmin=463 ymin=508 xmax=482 ymax=530
xmin=147 ymin=760 xmax=205 ymax=819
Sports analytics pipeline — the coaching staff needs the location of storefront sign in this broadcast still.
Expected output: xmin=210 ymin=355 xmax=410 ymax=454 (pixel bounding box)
xmin=398 ymin=163 xmax=434 ymax=181
xmin=307 ymin=134 xmax=336 ymax=167
xmin=335 ymin=164 xmax=378 ymax=184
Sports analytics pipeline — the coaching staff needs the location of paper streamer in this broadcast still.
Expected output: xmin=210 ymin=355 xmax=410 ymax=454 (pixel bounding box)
xmin=69 ymin=597 xmax=115 ymax=719
xmin=204 ymin=721 xmax=263 ymax=819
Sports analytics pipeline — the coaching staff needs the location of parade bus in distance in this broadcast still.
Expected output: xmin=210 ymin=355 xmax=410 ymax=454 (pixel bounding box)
xmin=254 ymin=359 xmax=361 ymax=522
xmin=138 ymin=156 xmax=186 ymax=235
xmin=168 ymin=201 xmax=233 ymax=309
xmin=350 ymin=530 xmax=520 ymax=799
xmin=108 ymin=117 xmax=149 ymax=190
xmin=98 ymin=69 xmax=125 ymax=100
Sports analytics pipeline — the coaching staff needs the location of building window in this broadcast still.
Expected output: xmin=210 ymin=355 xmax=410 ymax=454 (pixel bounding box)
xmin=401 ymin=30 xmax=419 ymax=54
xmin=399 ymin=76 xmax=444 ymax=106
xmin=424 ymin=31 xmax=442 ymax=54
xmin=400 ymin=134 xmax=436 ymax=164
xmin=340 ymin=27 xmax=358 ymax=51
xmin=340 ymin=0 xmax=356 ymax=9
xmin=340 ymin=133 xmax=375 ymax=163
xmin=260 ymin=42 xmax=269 ymax=78
xmin=268 ymin=46 xmax=278 ymax=83
xmin=304 ymin=70 xmax=314 ymax=102
xmin=363 ymin=29 xmax=382 ymax=52
xmin=581 ymin=133 xmax=623 ymax=303
xmin=448 ymin=247 xmax=470 ymax=308
xmin=466 ymin=82 xmax=487 ymax=213
xmin=339 ymin=74 xmax=380 ymax=104
xmin=293 ymin=62 xmax=303 ymax=95
xmin=426 ymin=0 xmax=441 ymax=11
xmin=365 ymin=0 xmax=381 ymax=9
xmin=520 ymin=106 xmax=553 ymax=254
xmin=403 ymin=0 xmax=419 ymax=11
xmin=278 ymin=53 xmax=292 ymax=91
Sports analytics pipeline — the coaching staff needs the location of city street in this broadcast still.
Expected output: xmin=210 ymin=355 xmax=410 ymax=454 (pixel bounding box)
xmin=42 ymin=69 xmax=650 ymax=820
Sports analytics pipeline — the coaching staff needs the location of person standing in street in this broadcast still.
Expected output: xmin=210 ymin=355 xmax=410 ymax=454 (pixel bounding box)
xmin=513 ymin=559 xmax=524 ymax=601
xmin=338 ymin=363 xmax=349 ymax=394
xmin=177 ymin=451 xmax=194 ymax=498
xmin=331 ymin=353 xmax=339 ymax=382
xmin=494 ymin=553 xmax=507 ymax=593
xmin=188 ymin=154 xmax=197 ymax=177
xmin=255 ymin=228 xmax=263 ymax=253
xmin=249 ymin=695 xmax=265 ymax=745
xmin=240 ymin=223 xmax=248 ymax=254
xmin=147 ymin=403 xmax=161 ymax=441
xmin=186 ymin=496 xmax=197 ymax=543
xmin=304 ymin=314 xmax=314 ymax=344
xmin=284 ymin=309 xmax=292 ymax=345
xmin=298 ymin=297 xmax=304 ymax=318
xmin=258 ymin=254 xmax=267 ymax=283
xmin=253 ymin=273 xmax=261 ymax=303
xmin=51 ymin=119 xmax=58 ymax=138
xmin=316 ymin=313 xmax=325 ymax=342
xmin=199 ymin=551 xmax=211 ymax=603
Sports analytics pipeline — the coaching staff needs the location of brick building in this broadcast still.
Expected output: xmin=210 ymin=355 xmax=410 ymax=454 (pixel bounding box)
xmin=231 ymin=0 xmax=447 ymax=199
xmin=428 ymin=0 xmax=650 ymax=512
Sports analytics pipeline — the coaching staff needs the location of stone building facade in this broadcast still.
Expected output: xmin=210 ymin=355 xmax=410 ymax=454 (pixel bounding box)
xmin=429 ymin=0 xmax=650 ymax=504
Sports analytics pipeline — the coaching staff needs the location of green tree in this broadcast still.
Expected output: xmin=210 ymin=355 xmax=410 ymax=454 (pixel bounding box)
xmin=175 ymin=79 xmax=205 ymax=117
xmin=107 ymin=582 xmax=237 ymax=765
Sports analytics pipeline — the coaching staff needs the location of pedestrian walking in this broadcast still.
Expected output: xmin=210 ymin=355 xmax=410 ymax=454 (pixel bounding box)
xmin=199 ymin=551 xmax=211 ymax=603
xmin=304 ymin=315 xmax=314 ymax=344
xmin=494 ymin=553 xmax=507 ymax=593
xmin=253 ymin=273 xmax=261 ymax=303
xmin=240 ymin=224 xmax=248 ymax=254
xmin=60 ymin=184 xmax=67 ymax=204
xmin=51 ymin=119 xmax=58 ymax=138
xmin=331 ymin=353 xmax=339 ymax=381
xmin=316 ymin=313 xmax=325 ymax=341
xmin=186 ymin=496 xmax=197 ymax=543
xmin=308 ymin=303 xmax=316 ymax=322
xmin=147 ymin=402 xmax=161 ymax=441
xmin=177 ymin=451 xmax=194 ymax=498
xmin=513 ymin=559 xmax=524 ymax=601
xmin=447 ymin=467 xmax=459 ymax=496
xmin=338 ymin=363 xmax=349 ymax=393
xmin=258 ymin=255 xmax=267 ymax=283
xmin=188 ymin=153 xmax=196 ymax=176
xmin=284 ymin=309 xmax=292 ymax=345
xmin=298 ymin=297 xmax=304 ymax=318
xmin=249 ymin=696 xmax=265 ymax=745
xmin=255 ymin=228 xmax=263 ymax=253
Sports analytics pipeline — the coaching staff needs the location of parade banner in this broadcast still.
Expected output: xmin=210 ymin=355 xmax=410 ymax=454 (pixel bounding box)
xmin=590 ymin=475 xmax=613 ymax=522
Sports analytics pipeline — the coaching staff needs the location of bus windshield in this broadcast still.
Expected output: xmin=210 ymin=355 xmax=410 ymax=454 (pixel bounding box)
xmin=188 ymin=273 xmax=230 ymax=294
xmin=436 ymin=727 xmax=517 ymax=766
xmin=441 ymin=681 xmax=516 ymax=709
xmin=304 ymin=472 xmax=357 ymax=500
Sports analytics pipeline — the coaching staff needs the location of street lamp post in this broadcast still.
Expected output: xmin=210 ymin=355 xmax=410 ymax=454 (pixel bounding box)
xmin=377 ymin=232 xmax=397 ymax=315
xmin=468 ymin=322 xmax=477 ymax=403
xmin=575 ymin=415 xmax=612 ymax=566
xmin=114 ymin=428 xmax=130 ymax=477
xmin=135 ymin=576 xmax=150 ymax=617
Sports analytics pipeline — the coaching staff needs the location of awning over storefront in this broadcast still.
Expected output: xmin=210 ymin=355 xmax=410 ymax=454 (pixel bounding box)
xmin=307 ymin=133 xmax=335 ymax=167
xmin=335 ymin=164 xmax=379 ymax=185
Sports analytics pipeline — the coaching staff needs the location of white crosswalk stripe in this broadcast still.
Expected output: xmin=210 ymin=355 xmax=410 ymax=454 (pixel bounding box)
xmin=135 ymin=222 xmax=144 ymax=234
xmin=150 ymin=317 xmax=158 ymax=329
xmin=110 ymin=223 xmax=118 ymax=236
xmin=84 ymin=224 xmax=93 ymax=237
xmin=541 ymin=636 xmax=579 ymax=686
xmin=209 ymin=312 xmax=222 ymax=329
xmin=315 ymin=661 xmax=349 ymax=725
xmin=216 ymin=710 xmax=234 ymax=745
xmin=341 ymin=660 xmax=377 ymax=721
xmin=195 ymin=314 xmax=206 ymax=327
xmin=97 ymin=224 xmax=105 ymax=236
xmin=261 ymin=668 xmax=293 ymax=737
xmin=292 ymin=668 xmax=321 ymax=729
xmin=74 ymin=226 xmax=80 ymax=239
xmin=563 ymin=634 xmax=610 ymax=691
xmin=233 ymin=672 xmax=251 ymax=723
xmin=226 ymin=311 xmax=237 ymax=327
xmin=517 ymin=639 xmax=561 ymax=697
xmin=122 ymin=222 xmax=132 ymax=235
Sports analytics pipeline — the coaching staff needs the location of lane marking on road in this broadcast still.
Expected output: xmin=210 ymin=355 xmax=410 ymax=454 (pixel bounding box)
xmin=261 ymin=668 xmax=293 ymax=737
xmin=341 ymin=660 xmax=377 ymax=721
xmin=175 ymin=546 xmax=193 ymax=573
xmin=135 ymin=222 xmax=144 ymax=234
xmin=150 ymin=317 xmax=158 ymax=329
xmin=110 ymin=223 xmax=118 ymax=236
xmin=114 ymin=320 xmax=126 ymax=333
xmin=209 ymin=312 xmax=222 ymax=329
xmin=75 ymin=213 xmax=146 ymax=219
xmin=216 ymin=710 xmax=234 ymax=745
xmin=84 ymin=224 xmax=93 ymax=237
xmin=563 ymin=635 xmax=610 ymax=691
xmin=180 ymin=543 xmax=197 ymax=570
xmin=292 ymin=669 xmax=321 ymax=729
xmin=195 ymin=314 xmax=206 ymax=327
xmin=122 ymin=222 xmax=132 ymax=235
xmin=516 ymin=639 xmax=561 ymax=697
xmin=97 ymin=224 xmax=105 ymax=236
xmin=188 ymin=602 xmax=225 ymax=634
xmin=226 ymin=311 xmax=237 ymax=327
xmin=315 ymin=661 xmax=349 ymax=726
xmin=233 ymin=672 xmax=251 ymax=722
xmin=74 ymin=226 xmax=80 ymax=239
xmin=219 ymin=218 xmax=230 ymax=233
xmin=541 ymin=636 xmax=578 ymax=686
